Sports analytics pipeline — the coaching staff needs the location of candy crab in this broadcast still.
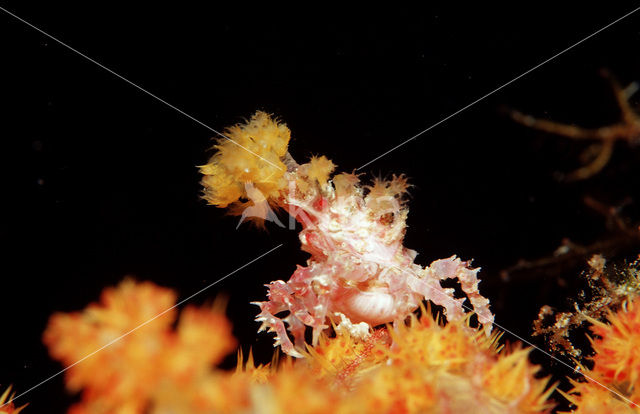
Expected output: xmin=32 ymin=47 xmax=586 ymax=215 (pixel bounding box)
xmin=201 ymin=111 xmax=494 ymax=357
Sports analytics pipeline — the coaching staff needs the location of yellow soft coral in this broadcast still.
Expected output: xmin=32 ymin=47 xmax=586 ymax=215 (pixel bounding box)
xmin=366 ymin=309 xmax=556 ymax=414
xmin=200 ymin=111 xmax=291 ymax=208
xmin=304 ymin=328 xmax=389 ymax=389
xmin=0 ymin=386 xmax=27 ymax=414
xmin=296 ymin=306 xmax=554 ymax=413
xmin=305 ymin=155 xmax=336 ymax=186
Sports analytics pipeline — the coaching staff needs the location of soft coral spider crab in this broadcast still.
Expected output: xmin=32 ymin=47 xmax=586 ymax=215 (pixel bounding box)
xmin=201 ymin=111 xmax=494 ymax=357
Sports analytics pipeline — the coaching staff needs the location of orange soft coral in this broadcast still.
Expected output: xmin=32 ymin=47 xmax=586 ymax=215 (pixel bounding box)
xmin=590 ymin=298 xmax=640 ymax=390
xmin=44 ymin=279 xmax=236 ymax=414
xmin=562 ymin=384 xmax=638 ymax=414
xmin=44 ymin=280 xmax=556 ymax=414
xmin=562 ymin=296 xmax=640 ymax=412
xmin=44 ymin=279 xmax=177 ymax=397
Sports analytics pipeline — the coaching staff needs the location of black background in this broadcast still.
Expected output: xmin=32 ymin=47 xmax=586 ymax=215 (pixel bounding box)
xmin=2 ymin=2 xmax=640 ymax=412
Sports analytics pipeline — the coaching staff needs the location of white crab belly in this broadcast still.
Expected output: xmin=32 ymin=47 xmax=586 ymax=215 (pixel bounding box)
xmin=337 ymin=290 xmax=418 ymax=326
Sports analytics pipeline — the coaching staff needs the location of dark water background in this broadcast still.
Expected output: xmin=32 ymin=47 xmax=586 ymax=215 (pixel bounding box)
xmin=2 ymin=3 xmax=640 ymax=412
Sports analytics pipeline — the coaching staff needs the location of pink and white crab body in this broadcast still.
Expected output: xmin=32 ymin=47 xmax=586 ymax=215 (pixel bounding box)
xmin=255 ymin=170 xmax=494 ymax=357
